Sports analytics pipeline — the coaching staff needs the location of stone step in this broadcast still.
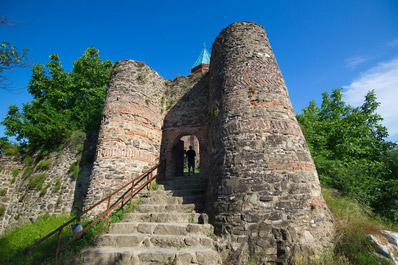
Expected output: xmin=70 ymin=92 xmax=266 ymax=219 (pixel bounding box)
xmin=148 ymin=189 xmax=206 ymax=197
xmin=158 ymin=176 xmax=207 ymax=185
xmin=140 ymin=195 xmax=205 ymax=205
xmin=81 ymin=247 xmax=220 ymax=265
xmin=95 ymin=233 xmax=214 ymax=249
xmin=123 ymin=212 xmax=208 ymax=224
xmin=157 ymin=183 xmax=207 ymax=192
xmin=134 ymin=203 xmax=205 ymax=213
xmin=109 ymin=222 xmax=214 ymax=236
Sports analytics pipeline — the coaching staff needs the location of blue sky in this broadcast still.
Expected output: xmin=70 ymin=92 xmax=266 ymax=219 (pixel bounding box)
xmin=1 ymin=0 xmax=398 ymax=142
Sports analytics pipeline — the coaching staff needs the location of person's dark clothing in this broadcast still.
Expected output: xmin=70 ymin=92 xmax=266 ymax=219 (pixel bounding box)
xmin=186 ymin=150 xmax=196 ymax=162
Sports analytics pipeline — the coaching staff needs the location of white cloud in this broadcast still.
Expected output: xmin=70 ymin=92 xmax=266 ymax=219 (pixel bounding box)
xmin=343 ymin=58 xmax=398 ymax=142
xmin=387 ymin=39 xmax=398 ymax=48
xmin=344 ymin=56 xmax=367 ymax=69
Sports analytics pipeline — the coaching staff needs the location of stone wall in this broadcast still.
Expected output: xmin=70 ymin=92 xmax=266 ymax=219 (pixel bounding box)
xmin=206 ymin=22 xmax=334 ymax=264
xmin=0 ymin=131 xmax=96 ymax=235
xmin=160 ymin=73 xmax=209 ymax=179
xmin=83 ymin=60 xmax=166 ymax=214
xmin=0 ymin=158 xmax=22 ymax=234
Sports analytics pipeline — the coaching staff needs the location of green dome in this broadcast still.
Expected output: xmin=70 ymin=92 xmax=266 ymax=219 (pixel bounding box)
xmin=192 ymin=48 xmax=211 ymax=68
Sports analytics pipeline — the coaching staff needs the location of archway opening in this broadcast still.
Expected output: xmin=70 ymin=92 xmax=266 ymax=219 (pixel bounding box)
xmin=173 ymin=134 xmax=200 ymax=177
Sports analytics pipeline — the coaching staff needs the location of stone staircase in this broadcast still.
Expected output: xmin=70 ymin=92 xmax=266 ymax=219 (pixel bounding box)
xmin=81 ymin=175 xmax=220 ymax=265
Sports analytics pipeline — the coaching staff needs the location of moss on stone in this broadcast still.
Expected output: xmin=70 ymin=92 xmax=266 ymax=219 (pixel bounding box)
xmin=23 ymin=166 xmax=33 ymax=180
xmin=35 ymin=160 xmax=51 ymax=171
xmin=54 ymin=178 xmax=61 ymax=192
xmin=69 ymin=162 xmax=79 ymax=179
xmin=40 ymin=183 xmax=51 ymax=196
xmin=12 ymin=168 xmax=20 ymax=177
xmin=27 ymin=173 xmax=47 ymax=190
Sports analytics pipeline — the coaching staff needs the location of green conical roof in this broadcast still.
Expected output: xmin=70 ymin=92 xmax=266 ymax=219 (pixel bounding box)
xmin=192 ymin=48 xmax=211 ymax=68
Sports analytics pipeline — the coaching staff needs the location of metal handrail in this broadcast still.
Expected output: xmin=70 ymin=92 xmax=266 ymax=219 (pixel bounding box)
xmin=24 ymin=160 xmax=165 ymax=261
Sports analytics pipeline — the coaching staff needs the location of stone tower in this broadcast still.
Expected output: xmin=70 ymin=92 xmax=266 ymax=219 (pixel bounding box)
xmin=206 ymin=22 xmax=334 ymax=264
xmin=83 ymin=61 xmax=166 ymax=212
xmin=83 ymin=21 xmax=334 ymax=264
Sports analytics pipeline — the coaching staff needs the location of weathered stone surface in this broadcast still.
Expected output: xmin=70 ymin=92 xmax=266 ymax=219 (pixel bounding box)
xmin=206 ymin=21 xmax=334 ymax=264
xmin=369 ymin=231 xmax=398 ymax=264
xmin=160 ymin=73 xmax=210 ymax=179
xmin=83 ymin=60 xmax=166 ymax=215
xmin=0 ymin=131 xmax=98 ymax=235
xmin=81 ymin=174 xmax=220 ymax=265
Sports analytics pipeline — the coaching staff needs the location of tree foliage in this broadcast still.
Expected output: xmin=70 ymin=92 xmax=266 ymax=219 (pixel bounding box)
xmin=0 ymin=16 xmax=29 ymax=90
xmin=297 ymin=88 xmax=398 ymax=221
xmin=1 ymin=47 xmax=112 ymax=148
xmin=0 ymin=42 xmax=29 ymax=89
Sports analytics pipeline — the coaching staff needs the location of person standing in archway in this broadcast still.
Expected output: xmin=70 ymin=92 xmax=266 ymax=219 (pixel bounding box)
xmin=185 ymin=146 xmax=196 ymax=176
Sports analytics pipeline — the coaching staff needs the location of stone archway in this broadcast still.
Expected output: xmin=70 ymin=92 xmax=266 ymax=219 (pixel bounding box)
xmin=173 ymin=134 xmax=201 ymax=177
xmin=160 ymin=127 xmax=208 ymax=180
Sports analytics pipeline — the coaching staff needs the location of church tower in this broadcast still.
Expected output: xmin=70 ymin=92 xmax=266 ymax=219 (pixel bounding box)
xmin=191 ymin=48 xmax=211 ymax=73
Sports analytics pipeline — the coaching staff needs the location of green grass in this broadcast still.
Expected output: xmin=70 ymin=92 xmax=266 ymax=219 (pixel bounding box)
xmin=40 ymin=183 xmax=51 ymax=196
xmin=0 ymin=213 xmax=77 ymax=265
xmin=0 ymin=189 xmax=7 ymax=196
xmin=35 ymin=160 xmax=51 ymax=171
xmin=12 ymin=168 xmax=20 ymax=177
xmin=54 ymin=178 xmax=61 ymax=192
xmin=36 ymin=149 xmax=50 ymax=160
xmin=151 ymin=180 xmax=158 ymax=191
xmin=69 ymin=162 xmax=79 ymax=179
xmin=23 ymin=155 xmax=34 ymax=166
xmin=2 ymin=146 xmax=19 ymax=156
xmin=19 ymin=191 xmax=26 ymax=201
xmin=14 ymin=213 xmax=20 ymax=220
xmin=0 ymin=199 xmax=142 ymax=265
xmin=183 ymin=167 xmax=200 ymax=174
xmin=0 ymin=206 xmax=5 ymax=216
xmin=23 ymin=166 xmax=33 ymax=180
xmin=71 ymin=131 xmax=86 ymax=148
xmin=298 ymin=186 xmax=395 ymax=265
xmin=246 ymin=256 xmax=257 ymax=265
xmin=27 ymin=173 xmax=47 ymax=190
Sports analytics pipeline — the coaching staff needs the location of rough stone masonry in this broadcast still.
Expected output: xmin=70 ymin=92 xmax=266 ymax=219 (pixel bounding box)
xmin=84 ymin=21 xmax=334 ymax=264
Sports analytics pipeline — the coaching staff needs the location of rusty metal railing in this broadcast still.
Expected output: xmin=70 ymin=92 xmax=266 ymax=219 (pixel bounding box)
xmin=24 ymin=161 xmax=165 ymax=261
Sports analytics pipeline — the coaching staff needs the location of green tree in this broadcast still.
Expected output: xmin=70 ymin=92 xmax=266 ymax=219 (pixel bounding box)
xmin=0 ymin=16 xmax=29 ymax=90
xmin=297 ymin=88 xmax=398 ymax=221
xmin=0 ymin=42 xmax=29 ymax=90
xmin=1 ymin=47 xmax=112 ymax=148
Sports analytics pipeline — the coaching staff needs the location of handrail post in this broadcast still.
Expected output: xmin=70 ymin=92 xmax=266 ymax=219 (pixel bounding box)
xmin=55 ymin=227 xmax=63 ymax=263
xmin=130 ymin=180 xmax=135 ymax=202
xmin=148 ymin=171 xmax=153 ymax=190
xmin=105 ymin=196 xmax=111 ymax=225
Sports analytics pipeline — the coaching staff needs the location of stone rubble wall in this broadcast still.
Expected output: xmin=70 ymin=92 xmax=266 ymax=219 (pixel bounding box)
xmin=206 ymin=22 xmax=334 ymax=264
xmin=0 ymin=158 xmax=21 ymax=234
xmin=0 ymin=134 xmax=95 ymax=235
xmin=160 ymin=73 xmax=210 ymax=179
xmin=83 ymin=60 xmax=166 ymax=215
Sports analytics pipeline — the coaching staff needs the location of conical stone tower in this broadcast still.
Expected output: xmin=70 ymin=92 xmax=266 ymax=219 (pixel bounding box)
xmin=206 ymin=22 xmax=334 ymax=264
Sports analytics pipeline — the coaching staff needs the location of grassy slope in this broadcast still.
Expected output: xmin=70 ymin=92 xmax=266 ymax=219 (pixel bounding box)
xmin=314 ymin=186 xmax=396 ymax=265
xmin=0 ymin=200 xmax=138 ymax=265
